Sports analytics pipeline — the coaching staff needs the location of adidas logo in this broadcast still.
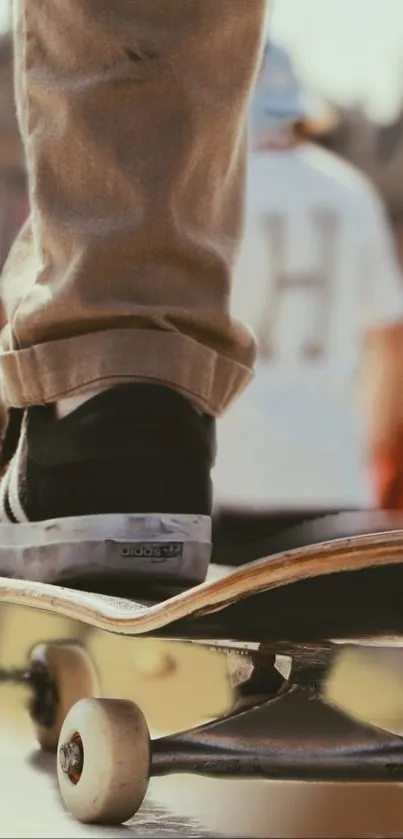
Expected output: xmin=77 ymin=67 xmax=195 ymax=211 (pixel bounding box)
xmin=120 ymin=542 xmax=183 ymax=560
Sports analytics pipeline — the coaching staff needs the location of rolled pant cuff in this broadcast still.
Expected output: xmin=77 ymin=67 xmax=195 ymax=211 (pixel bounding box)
xmin=0 ymin=328 xmax=252 ymax=415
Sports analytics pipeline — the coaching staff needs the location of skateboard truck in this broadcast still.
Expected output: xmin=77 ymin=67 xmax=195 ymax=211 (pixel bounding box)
xmin=55 ymin=655 xmax=403 ymax=827
xmin=59 ymin=738 xmax=84 ymax=776
xmin=0 ymin=659 xmax=58 ymax=727
xmin=1 ymin=641 xmax=100 ymax=752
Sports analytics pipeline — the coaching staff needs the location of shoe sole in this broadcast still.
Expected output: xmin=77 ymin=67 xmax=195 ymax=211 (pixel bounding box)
xmin=0 ymin=513 xmax=211 ymax=592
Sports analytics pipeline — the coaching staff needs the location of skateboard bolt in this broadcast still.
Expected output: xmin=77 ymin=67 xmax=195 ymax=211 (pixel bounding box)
xmin=59 ymin=740 xmax=83 ymax=775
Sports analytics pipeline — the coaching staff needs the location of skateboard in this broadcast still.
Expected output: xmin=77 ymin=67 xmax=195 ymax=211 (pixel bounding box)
xmin=3 ymin=525 xmax=403 ymax=825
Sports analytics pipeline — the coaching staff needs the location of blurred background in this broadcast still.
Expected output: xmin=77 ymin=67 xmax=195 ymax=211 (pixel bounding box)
xmin=2 ymin=0 xmax=403 ymax=836
xmin=271 ymin=0 xmax=403 ymax=254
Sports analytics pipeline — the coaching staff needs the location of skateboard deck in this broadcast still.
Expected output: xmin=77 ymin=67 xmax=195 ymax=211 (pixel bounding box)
xmin=1 ymin=529 xmax=403 ymax=644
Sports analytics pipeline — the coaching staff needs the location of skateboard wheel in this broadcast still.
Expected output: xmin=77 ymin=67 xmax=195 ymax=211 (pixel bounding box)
xmin=29 ymin=643 xmax=100 ymax=752
xmin=57 ymin=698 xmax=150 ymax=824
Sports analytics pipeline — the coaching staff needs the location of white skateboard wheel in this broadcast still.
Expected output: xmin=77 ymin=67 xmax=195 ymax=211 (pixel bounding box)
xmin=57 ymin=698 xmax=150 ymax=825
xmin=30 ymin=643 xmax=100 ymax=752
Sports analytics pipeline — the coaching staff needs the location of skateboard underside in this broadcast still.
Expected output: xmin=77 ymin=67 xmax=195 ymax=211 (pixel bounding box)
xmin=3 ymin=598 xmax=403 ymax=824
xmin=4 ymin=632 xmax=403 ymax=828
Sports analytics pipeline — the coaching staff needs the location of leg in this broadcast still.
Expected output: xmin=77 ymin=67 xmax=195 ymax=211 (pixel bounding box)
xmin=1 ymin=0 xmax=266 ymax=414
xmin=0 ymin=0 xmax=268 ymax=591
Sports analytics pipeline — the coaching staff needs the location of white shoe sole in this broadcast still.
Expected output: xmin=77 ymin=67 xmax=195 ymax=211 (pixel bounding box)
xmin=0 ymin=513 xmax=211 ymax=588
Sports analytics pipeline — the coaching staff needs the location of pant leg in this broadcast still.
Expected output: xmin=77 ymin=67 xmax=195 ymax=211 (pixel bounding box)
xmin=0 ymin=0 xmax=267 ymax=414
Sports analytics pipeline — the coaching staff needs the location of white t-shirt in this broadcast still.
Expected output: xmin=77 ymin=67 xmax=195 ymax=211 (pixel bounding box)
xmin=214 ymin=143 xmax=403 ymax=511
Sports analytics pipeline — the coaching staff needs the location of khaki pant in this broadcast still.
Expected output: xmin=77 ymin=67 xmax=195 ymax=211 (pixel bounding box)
xmin=0 ymin=0 xmax=267 ymax=415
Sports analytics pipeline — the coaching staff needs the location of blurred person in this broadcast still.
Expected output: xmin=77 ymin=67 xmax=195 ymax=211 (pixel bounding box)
xmin=213 ymin=42 xmax=403 ymax=561
xmin=312 ymin=102 xmax=403 ymax=279
xmin=0 ymin=1 xmax=270 ymax=592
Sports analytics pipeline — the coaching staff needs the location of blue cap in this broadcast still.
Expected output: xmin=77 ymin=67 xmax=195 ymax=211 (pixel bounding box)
xmin=251 ymin=42 xmax=309 ymax=130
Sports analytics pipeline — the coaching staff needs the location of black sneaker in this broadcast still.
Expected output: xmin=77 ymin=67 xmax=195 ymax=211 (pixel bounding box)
xmin=0 ymin=384 xmax=215 ymax=594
